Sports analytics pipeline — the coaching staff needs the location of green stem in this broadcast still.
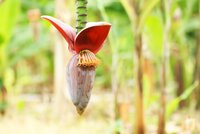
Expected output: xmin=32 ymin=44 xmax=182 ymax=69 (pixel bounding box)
xmin=76 ymin=0 xmax=87 ymax=33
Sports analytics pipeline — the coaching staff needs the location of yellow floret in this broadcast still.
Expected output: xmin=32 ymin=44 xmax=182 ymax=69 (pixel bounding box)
xmin=77 ymin=50 xmax=100 ymax=67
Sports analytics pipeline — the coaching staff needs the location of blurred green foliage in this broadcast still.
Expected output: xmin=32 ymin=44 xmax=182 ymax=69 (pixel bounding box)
xmin=0 ymin=0 xmax=55 ymax=94
xmin=0 ymin=0 xmax=199 ymax=131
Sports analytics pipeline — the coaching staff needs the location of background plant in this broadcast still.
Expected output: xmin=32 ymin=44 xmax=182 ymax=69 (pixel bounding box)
xmin=0 ymin=0 xmax=199 ymax=134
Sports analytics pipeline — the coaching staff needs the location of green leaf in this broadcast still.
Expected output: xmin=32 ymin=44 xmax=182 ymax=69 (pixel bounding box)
xmin=0 ymin=0 xmax=20 ymax=44
xmin=16 ymin=99 xmax=25 ymax=112
xmin=138 ymin=0 xmax=160 ymax=33
xmin=166 ymin=98 xmax=180 ymax=119
xmin=166 ymin=82 xmax=199 ymax=119
xmin=182 ymin=18 xmax=200 ymax=32
xmin=144 ymin=15 xmax=163 ymax=59
xmin=0 ymin=34 xmax=4 ymax=45
xmin=179 ymin=81 xmax=199 ymax=100
xmin=0 ymin=0 xmax=20 ymax=73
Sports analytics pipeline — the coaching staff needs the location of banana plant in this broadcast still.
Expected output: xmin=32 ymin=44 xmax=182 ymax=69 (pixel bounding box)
xmin=41 ymin=0 xmax=111 ymax=115
xmin=0 ymin=0 xmax=20 ymax=77
xmin=120 ymin=0 xmax=159 ymax=133
xmin=0 ymin=0 xmax=20 ymax=114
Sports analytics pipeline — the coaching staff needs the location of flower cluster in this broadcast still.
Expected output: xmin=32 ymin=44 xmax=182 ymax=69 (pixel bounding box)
xmin=42 ymin=16 xmax=111 ymax=114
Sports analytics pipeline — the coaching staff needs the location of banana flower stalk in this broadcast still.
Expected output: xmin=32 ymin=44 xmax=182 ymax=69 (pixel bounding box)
xmin=41 ymin=16 xmax=111 ymax=114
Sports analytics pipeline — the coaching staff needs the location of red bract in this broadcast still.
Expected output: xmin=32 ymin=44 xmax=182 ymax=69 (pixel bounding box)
xmin=41 ymin=15 xmax=111 ymax=54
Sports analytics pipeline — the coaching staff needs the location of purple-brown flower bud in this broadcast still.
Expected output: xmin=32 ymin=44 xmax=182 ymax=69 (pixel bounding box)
xmin=67 ymin=50 xmax=99 ymax=114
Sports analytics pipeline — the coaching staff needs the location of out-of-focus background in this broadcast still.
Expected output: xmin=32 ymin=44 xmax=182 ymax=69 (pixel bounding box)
xmin=0 ymin=0 xmax=200 ymax=134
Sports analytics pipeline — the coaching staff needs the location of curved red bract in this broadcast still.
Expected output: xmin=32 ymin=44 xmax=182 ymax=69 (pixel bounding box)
xmin=41 ymin=15 xmax=111 ymax=54
xmin=75 ymin=24 xmax=111 ymax=54
xmin=41 ymin=15 xmax=76 ymax=52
